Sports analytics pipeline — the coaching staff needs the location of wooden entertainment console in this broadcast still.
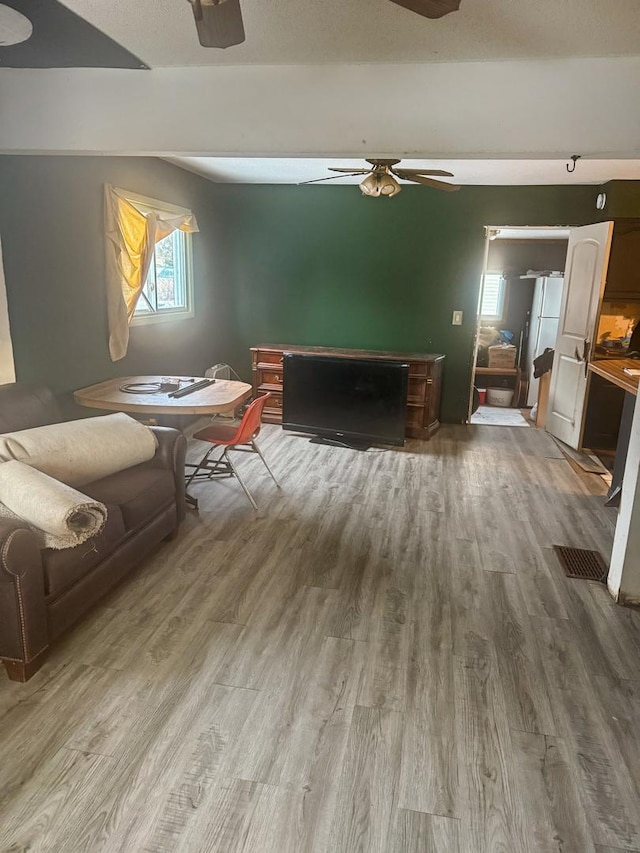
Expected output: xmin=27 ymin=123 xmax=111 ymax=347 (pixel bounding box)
xmin=250 ymin=344 xmax=445 ymax=440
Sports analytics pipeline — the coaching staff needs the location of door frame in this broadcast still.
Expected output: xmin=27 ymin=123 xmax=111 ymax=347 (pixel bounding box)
xmin=467 ymin=225 xmax=572 ymax=423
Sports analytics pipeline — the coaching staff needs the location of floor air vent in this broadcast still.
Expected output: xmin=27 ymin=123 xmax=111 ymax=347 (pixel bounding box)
xmin=553 ymin=545 xmax=607 ymax=582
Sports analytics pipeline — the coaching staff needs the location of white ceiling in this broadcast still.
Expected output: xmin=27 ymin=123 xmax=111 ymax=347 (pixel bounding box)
xmin=167 ymin=157 xmax=640 ymax=186
xmin=3 ymin=5 xmax=640 ymax=172
xmin=60 ymin=0 xmax=640 ymax=67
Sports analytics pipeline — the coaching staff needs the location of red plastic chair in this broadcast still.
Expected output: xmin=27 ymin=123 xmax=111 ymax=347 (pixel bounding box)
xmin=185 ymin=393 xmax=279 ymax=509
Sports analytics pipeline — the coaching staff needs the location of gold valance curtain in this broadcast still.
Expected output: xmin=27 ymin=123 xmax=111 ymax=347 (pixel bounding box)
xmin=104 ymin=184 xmax=199 ymax=362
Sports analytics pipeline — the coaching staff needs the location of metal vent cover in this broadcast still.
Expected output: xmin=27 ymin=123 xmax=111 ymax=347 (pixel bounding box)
xmin=553 ymin=545 xmax=607 ymax=582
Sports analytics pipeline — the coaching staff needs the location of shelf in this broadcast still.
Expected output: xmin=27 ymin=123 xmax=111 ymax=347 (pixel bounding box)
xmin=475 ymin=367 xmax=520 ymax=376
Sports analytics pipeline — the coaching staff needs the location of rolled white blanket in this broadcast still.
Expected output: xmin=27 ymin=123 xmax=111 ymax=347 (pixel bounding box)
xmin=0 ymin=460 xmax=107 ymax=550
xmin=0 ymin=412 xmax=157 ymax=487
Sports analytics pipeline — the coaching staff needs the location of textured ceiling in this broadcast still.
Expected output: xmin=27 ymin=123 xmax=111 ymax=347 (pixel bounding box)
xmin=166 ymin=157 xmax=640 ymax=186
xmin=60 ymin=0 xmax=640 ymax=67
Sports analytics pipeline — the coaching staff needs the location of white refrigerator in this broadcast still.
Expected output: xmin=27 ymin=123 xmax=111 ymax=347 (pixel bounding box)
xmin=526 ymin=276 xmax=564 ymax=407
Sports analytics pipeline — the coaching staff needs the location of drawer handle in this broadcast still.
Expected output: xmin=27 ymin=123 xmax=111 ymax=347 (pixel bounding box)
xmin=426 ymin=378 xmax=433 ymax=385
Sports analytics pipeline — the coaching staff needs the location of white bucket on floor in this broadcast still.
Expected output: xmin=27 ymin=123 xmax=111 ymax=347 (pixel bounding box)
xmin=487 ymin=388 xmax=514 ymax=407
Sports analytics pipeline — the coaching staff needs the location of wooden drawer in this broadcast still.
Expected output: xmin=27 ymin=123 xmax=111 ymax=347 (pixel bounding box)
xmin=405 ymin=404 xmax=425 ymax=432
xmin=256 ymin=352 xmax=285 ymax=367
xmin=407 ymin=375 xmax=426 ymax=404
xmin=257 ymin=368 xmax=284 ymax=388
xmin=408 ymin=361 xmax=428 ymax=377
xmin=262 ymin=391 xmax=283 ymax=424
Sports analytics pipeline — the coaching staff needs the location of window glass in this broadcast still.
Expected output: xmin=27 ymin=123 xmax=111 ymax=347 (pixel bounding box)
xmin=121 ymin=191 xmax=195 ymax=325
xmin=480 ymin=273 xmax=506 ymax=322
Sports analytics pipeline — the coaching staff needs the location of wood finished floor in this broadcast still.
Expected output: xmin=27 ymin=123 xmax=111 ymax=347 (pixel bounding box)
xmin=1 ymin=423 xmax=640 ymax=852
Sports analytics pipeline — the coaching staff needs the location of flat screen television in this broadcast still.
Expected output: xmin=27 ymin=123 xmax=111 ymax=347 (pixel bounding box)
xmin=282 ymin=354 xmax=408 ymax=448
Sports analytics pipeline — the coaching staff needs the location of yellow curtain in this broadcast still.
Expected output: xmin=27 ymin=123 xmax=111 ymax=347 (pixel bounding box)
xmin=104 ymin=185 xmax=199 ymax=362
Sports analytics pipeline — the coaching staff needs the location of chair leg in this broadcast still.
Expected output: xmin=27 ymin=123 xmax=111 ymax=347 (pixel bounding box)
xmin=226 ymin=450 xmax=258 ymax=510
xmin=186 ymin=444 xmax=215 ymax=487
xmin=251 ymin=440 xmax=280 ymax=488
xmin=185 ymin=443 xmax=221 ymax=487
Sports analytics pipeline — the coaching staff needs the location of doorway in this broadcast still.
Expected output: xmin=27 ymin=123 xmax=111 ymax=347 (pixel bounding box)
xmin=468 ymin=226 xmax=570 ymax=426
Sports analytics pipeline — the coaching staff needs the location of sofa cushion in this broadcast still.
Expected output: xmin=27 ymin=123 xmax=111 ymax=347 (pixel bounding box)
xmin=43 ymin=504 xmax=126 ymax=597
xmin=81 ymin=463 xmax=175 ymax=532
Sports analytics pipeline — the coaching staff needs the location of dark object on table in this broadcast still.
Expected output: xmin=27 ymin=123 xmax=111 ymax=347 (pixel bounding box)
xmin=168 ymin=378 xmax=215 ymax=399
xmin=120 ymin=381 xmax=163 ymax=394
xmin=0 ymin=382 xmax=186 ymax=682
xmin=533 ymin=348 xmax=555 ymax=378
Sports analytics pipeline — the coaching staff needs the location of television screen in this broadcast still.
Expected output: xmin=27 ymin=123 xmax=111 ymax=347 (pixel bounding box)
xmin=282 ymin=354 xmax=408 ymax=447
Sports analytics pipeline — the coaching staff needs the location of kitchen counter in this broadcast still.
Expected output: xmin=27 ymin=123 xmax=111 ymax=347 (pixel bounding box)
xmin=589 ymin=358 xmax=639 ymax=396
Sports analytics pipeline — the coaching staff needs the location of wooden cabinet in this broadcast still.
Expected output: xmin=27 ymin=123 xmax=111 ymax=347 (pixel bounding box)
xmin=250 ymin=344 xmax=445 ymax=440
xmin=603 ymin=219 xmax=640 ymax=300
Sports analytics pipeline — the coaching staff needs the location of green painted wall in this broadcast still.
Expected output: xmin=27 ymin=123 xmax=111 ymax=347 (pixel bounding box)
xmin=0 ymin=156 xmax=235 ymax=408
xmin=214 ymin=183 xmax=598 ymax=422
xmin=0 ymin=157 xmax=600 ymax=423
xmin=599 ymin=181 xmax=640 ymax=219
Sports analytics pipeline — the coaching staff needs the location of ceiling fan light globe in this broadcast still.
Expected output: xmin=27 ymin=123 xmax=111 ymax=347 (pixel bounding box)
xmin=359 ymin=173 xmax=382 ymax=196
xmin=359 ymin=171 xmax=402 ymax=198
xmin=381 ymin=179 xmax=402 ymax=197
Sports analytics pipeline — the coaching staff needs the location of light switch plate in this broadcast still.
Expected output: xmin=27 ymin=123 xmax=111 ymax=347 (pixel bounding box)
xmin=452 ymin=310 xmax=463 ymax=326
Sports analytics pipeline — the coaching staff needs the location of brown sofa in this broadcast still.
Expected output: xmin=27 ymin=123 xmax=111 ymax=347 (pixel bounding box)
xmin=0 ymin=382 xmax=187 ymax=682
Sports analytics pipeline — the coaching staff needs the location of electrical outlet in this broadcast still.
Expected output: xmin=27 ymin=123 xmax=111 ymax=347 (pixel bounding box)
xmin=452 ymin=310 xmax=463 ymax=326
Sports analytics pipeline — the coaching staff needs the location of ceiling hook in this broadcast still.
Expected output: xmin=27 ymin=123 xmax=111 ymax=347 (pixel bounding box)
xmin=566 ymin=154 xmax=581 ymax=174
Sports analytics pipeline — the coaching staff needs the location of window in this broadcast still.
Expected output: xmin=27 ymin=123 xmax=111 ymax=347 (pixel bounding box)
xmin=480 ymin=272 xmax=507 ymax=322
xmin=124 ymin=192 xmax=195 ymax=325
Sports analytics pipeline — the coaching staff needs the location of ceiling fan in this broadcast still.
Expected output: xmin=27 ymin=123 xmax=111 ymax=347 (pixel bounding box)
xmin=301 ymin=159 xmax=460 ymax=198
xmin=186 ymin=0 xmax=461 ymax=49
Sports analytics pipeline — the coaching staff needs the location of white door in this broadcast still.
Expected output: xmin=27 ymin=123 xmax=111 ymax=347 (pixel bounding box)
xmin=546 ymin=222 xmax=613 ymax=449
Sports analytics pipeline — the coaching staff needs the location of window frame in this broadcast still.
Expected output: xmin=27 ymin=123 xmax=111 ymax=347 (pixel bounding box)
xmin=479 ymin=271 xmax=507 ymax=323
xmin=118 ymin=189 xmax=195 ymax=327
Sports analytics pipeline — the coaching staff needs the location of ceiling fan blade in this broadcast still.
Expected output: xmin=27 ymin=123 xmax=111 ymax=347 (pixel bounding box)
xmin=388 ymin=0 xmax=461 ymax=19
xmin=393 ymin=169 xmax=455 ymax=177
xmin=404 ymin=175 xmax=461 ymax=191
xmin=189 ymin=0 xmax=245 ymax=48
xmin=328 ymin=168 xmax=370 ymax=174
xmin=299 ymin=173 xmax=369 ymax=185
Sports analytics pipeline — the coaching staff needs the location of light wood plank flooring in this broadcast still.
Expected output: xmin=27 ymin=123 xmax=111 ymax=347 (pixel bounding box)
xmin=1 ymin=423 xmax=640 ymax=852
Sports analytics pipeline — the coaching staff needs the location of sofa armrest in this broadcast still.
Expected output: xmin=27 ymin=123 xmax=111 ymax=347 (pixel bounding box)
xmin=149 ymin=426 xmax=187 ymax=523
xmin=0 ymin=518 xmax=49 ymax=673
